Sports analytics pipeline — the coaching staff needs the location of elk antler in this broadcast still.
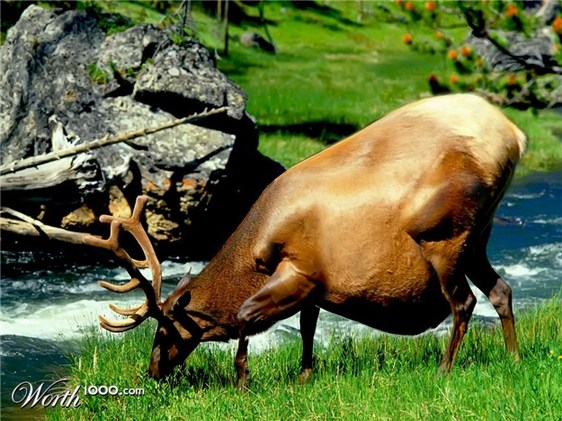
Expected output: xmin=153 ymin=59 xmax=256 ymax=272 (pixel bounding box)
xmin=84 ymin=195 xmax=163 ymax=333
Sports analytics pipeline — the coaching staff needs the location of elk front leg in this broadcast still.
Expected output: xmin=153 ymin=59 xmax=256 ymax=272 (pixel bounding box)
xmin=438 ymin=273 xmax=476 ymax=374
xmin=422 ymin=232 xmax=476 ymax=373
xmin=237 ymin=260 xmax=318 ymax=384
xmin=235 ymin=334 xmax=249 ymax=390
xmin=299 ymin=305 xmax=319 ymax=383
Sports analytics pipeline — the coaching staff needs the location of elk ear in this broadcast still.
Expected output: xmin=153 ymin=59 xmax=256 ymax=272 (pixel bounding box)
xmin=173 ymin=291 xmax=191 ymax=313
xmin=177 ymin=269 xmax=192 ymax=290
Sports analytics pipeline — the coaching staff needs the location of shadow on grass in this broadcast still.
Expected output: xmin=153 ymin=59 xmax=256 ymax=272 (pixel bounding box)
xmin=180 ymin=365 xmax=234 ymax=390
xmin=289 ymin=1 xmax=362 ymax=28
xmin=259 ymin=121 xmax=358 ymax=143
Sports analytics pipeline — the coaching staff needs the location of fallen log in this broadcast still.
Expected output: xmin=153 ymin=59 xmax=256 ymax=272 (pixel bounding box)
xmin=0 ymin=208 xmax=95 ymax=245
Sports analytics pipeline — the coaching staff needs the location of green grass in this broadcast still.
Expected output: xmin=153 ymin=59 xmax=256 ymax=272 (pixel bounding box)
xmin=504 ymin=108 xmax=562 ymax=176
xmin=218 ymin=5 xmax=448 ymax=128
xmin=258 ymin=132 xmax=326 ymax=168
xmin=45 ymin=294 xmax=562 ymax=420
xmin=87 ymin=63 xmax=109 ymax=85
xmin=4 ymin=4 xmax=560 ymax=418
xmin=209 ymin=2 xmax=560 ymax=174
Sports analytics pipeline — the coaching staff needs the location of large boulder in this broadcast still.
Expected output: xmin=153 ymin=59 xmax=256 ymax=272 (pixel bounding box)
xmin=0 ymin=5 xmax=284 ymax=259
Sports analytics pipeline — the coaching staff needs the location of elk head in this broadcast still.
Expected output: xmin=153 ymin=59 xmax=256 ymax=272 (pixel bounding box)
xmin=84 ymin=195 xmax=200 ymax=379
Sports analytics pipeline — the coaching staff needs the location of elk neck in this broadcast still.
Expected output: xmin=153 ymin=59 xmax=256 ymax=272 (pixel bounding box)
xmin=171 ymin=231 xmax=271 ymax=342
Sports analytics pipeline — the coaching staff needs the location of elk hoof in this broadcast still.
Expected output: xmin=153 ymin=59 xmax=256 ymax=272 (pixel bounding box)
xmin=436 ymin=363 xmax=451 ymax=378
xmin=512 ymin=351 xmax=520 ymax=363
xmin=237 ymin=375 xmax=250 ymax=391
xmin=298 ymin=368 xmax=313 ymax=384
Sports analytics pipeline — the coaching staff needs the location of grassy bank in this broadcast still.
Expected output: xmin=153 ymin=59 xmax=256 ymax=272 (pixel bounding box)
xmin=210 ymin=2 xmax=561 ymax=175
xmin=45 ymin=295 xmax=562 ymax=420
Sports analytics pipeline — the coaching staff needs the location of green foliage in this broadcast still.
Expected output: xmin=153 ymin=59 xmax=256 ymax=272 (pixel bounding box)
xmin=87 ymin=63 xmax=109 ymax=85
xmin=215 ymin=5 xmax=442 ymax=128
xmin=94 ymin=12 xmax=134 ymax=36
xmin=205 ymin=1 xmax=560 ymax=175
xmin=392 ymin=1 xmax=562 ymax=110
xmin=45 ymin=293 xmax=562 ymax=420
xmin=168 ymin=28 xmax=196 ymax=47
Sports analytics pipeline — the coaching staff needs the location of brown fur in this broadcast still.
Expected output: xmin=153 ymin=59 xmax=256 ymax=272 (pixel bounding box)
xmin=141 ymin=94 xmax=524 ymax=382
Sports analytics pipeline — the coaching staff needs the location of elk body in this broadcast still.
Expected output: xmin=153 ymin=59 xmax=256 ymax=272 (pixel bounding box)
xmin=86 ymin=94 xmax=525 ymax=385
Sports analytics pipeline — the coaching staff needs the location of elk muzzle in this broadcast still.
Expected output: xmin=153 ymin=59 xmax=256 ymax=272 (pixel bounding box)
xmin=147 ymin=321 xmax=201 ymax=379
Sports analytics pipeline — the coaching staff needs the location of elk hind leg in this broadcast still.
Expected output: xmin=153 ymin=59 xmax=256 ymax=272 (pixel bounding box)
xmin=465 ymin=228 xmax=519 ymax=359
xmin=237 ymin=260 xmax=318 ymax=386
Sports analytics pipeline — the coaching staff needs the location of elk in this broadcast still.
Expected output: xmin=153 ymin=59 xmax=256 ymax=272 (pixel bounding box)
xmin=85 ymin=94 xmax=525 ymax=387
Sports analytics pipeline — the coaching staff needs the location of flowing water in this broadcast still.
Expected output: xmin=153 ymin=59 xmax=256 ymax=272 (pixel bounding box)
xmin=1 ymin=171 xmax=561 ymax=418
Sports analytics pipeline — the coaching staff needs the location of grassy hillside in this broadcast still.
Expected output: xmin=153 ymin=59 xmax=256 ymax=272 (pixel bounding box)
xmin=49 ymin=0 xmax=561 ymax=174
xmin=212 ymin=2 xmax=561 ymax=175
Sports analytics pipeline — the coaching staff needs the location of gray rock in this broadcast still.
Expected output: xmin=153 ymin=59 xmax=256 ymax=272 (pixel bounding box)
xmin=0 ymin=5 xmax=284 ymax=259
xmin=134 ymin=39 xmax=249 ymax=121
xmin=0 ymin=6 xmax=104 ymax=162
xmin=467 ymin=31 xmax=560 ymax=74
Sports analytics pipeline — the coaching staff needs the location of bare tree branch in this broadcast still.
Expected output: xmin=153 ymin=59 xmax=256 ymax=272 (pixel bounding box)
xmin=463 ymin=8 xmax=562 ymax=75
xmin=0 ymin=106 xmax=229 ymax=176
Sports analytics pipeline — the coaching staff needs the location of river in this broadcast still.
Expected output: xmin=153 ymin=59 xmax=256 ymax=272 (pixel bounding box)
xmin=1 ymin=170 xmax=561 ymax=418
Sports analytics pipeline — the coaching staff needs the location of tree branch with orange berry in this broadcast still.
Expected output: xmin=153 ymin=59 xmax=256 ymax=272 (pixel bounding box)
xmin=393 ymin=1 xmax=561 ymax=110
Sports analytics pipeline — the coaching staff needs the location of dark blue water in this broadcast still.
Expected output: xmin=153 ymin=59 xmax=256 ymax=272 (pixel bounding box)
xmin=488 ymin=171 xmax=562 ymax=303
xmin=1 ymin=171 xmax=561 ymax=419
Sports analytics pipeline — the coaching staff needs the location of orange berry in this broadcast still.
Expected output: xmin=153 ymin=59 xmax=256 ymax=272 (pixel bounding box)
xmin=435 ymin=31 xmax=444 ymax=40
xmin=553 ymin=16 xmax=562 ymax=34
xmin=450 ymin=74 xmax=459 ymax=84
xmin=425 ymin=1 xmax=436 ymax=12
xmin=460 ymin=46 xmax=472 ymax=57
xmin=447 ymin=50 xmax=458 ymax=61
xmin=507 ymin=75 xmax=518 ymax=86
xmin=402 ymin=33 xmax=413 ymax=45
xmin=505 ymin=5 xmax=518 ymax=17
xmin=405 ymin=1 xmax=414 ymax=11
